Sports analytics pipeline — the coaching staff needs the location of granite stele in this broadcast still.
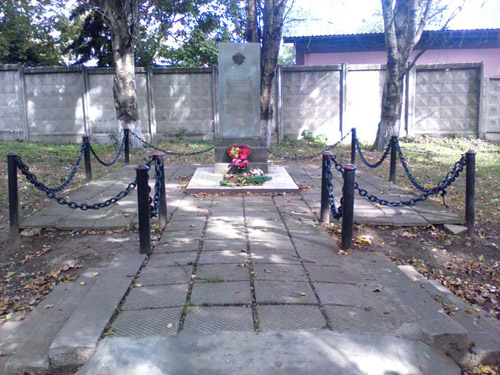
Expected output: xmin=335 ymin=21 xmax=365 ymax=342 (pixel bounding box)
xmin=186 ymin=43 xmax=298 ymax=193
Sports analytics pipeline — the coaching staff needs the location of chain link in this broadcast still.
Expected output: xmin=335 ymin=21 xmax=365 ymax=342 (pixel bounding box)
xmin=89 ymin=132 xmax=126 ymax=167
xmin=149 ymin=157 xmax=163 ymax=217
xmin=129 ymin=130 xmax=214 ymax=156
xmin=17 ymin=155 xmax=139 ymax=210
xmin=355 ymin=136 xmax=391 ymax=169
xmin=394 ymin=138 xmax=466 ymax=203
xmin=328 ymin=153 xmax=466 ymax=207
xmin=324 ymin=157 xmax=343 ymax=220
xmin=268 ymin=131 xmax=352 ymax=161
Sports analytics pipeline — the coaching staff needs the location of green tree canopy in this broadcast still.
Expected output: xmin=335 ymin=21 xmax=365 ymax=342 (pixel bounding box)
xmin=0 ymin=0 xmax=69 ymax=66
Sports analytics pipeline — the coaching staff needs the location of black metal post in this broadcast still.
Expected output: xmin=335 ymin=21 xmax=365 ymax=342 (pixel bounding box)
xmin=389 ymin=136 xmax=397 ymax=183
xmin=341 ymin=164 xmax=356 ymax=250
xmin=351 ymin=128 xmax=356 ymax=164
xmin=136 ymin=165 xmax=151 ymax=254
xmin=7 ymin=153 xmax=19 ymax=237
xmin=153 ymin=151 xmax=168 ymax=227
xmin=124 ymin=128 xmax=130 ymax=165
xmin=465 ymin=150 xmax=476 ymax=237
xmin=320 ymin=152 xmax=333 ymax=223
xmin=83 ymin=136 xmax=92 ymax=182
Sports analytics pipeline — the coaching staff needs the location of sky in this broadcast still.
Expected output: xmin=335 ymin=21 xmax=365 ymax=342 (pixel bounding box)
xmin=286 ymin=0 xmax=500 ymax=37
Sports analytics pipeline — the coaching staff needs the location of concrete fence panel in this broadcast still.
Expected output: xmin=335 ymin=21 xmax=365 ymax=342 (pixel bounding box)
xmin=153 ymin=68 xmax=214 ymax=140
xmin=24 ymin=70 xmax=85 ymax=143
xmin=414 ymin=65 xmax=480 ymax=137
xmin=0 ymin=67 xmax=24 ymax=141
xmin=485 ymin=77 xmax=500 ymax=141
xmin=281 ymin=67 xmax=341 ymax=141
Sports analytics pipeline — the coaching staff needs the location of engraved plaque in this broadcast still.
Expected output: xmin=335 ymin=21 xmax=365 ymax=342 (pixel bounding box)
xmin=226 ymin=77 xmax=253 ymax=115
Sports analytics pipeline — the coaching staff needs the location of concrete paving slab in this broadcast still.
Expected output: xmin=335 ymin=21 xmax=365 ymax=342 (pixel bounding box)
xmin=190 ymin=281 xmax=252 ymax=305
xmin=48 ymin=254 xmax=146 ymax=374
xmin=198 ymin=250 xmax=249 ymax=264
xmin=305 ymin=265 xmax=374 ymax=283
xmin=252 ymin=264 xmax=308 ymax=281
xmin=112 ymin=307 xmax=183 ymax=337
xmin=121 ymin=284 xmax=189 ymax=310
xmin=153 ymin=239 xmax=200 ymax=253
xmin=76 ymin=331 xmax=461 ymax=375
xmin=137 ymin=266 xmax=193 ymax=286
xmin=250 ymin=249 xmax=301 ymax=264
xmin=324 ymin=305 xmax=400 ymax=334
xmin=202 ymin=239 xmax=247 ymax=251
xmin=182 ymin=306 xmax=254 ymax=334
xmin=315 ymin=283 xmax=368 ymax=307
xmin=147 ymin=252 xmax=198 ymax=268
xmin=195 ymin=264 xmax=250 ymax=281
xmin=254 ymin=281 xmax=316 ymax=304
xmin=257 ymin=305 xmax=326 ymax=331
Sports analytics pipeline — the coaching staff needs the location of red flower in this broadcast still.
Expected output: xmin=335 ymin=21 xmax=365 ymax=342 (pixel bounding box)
xmin=227 ymin=145 xmax=251 ymax=171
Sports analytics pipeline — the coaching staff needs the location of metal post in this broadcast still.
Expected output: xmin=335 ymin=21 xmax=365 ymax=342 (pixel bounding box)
xmin=320 ymin=152 xmax=333 ymax=223
xmin=465 ymin=150 xmax=476 ymax=237
xmin=153 ymin=151 xmax=168 ymax=227
xmin=351 ymin=128 xmax=356 ymax=164
xmin=124 ymin=128 xmax=130 ymax=165
xmin=83 ymin=136 xmax=92 ymax=182
xmin=136 ymin=165 xmax=151 ymax=254
xmin=341 ymin=164 xmax=356 ymax=250
xmin=389 ymin=136 xmax=397 ymax=183
xmin=7 ymin=153 xmax=19 ymax=237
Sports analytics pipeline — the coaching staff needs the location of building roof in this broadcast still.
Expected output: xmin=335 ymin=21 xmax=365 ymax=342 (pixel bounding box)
xmin=283 ymin=29 xmax=500 ymax=53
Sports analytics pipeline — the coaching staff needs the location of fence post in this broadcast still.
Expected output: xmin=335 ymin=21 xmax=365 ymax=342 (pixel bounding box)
xmin=124 ymin=128 xmax=130 ymax=165
xmin=153 ymin=151 xmax=168 ymax=227
xmin=7 ymin=153 xmax=19 ymax=237
xmin=351 ymin=128 xmax=356 ymax=164
xmin=341 ymin=164 xmax=356 ymax=250
xmin=389 ymin=136 xmax=397 ymax=183
xmin=136 ymin=165 xmax=151 ymax=254
xmin=465 ymin=150 xmax=476 ymax=237
xmin=83 ymin=136 xmax=92 ymax=182
xmin=320 ymin=152 xmax=333 ymax=223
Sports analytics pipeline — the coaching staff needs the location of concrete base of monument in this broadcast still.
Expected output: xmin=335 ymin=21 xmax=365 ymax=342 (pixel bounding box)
xmin=185 ymin=166 xmax=299 ymax=194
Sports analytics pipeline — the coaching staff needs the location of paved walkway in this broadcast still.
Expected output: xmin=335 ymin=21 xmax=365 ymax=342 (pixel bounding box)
xmin=20 ymin=164 xmax=462 ymax=230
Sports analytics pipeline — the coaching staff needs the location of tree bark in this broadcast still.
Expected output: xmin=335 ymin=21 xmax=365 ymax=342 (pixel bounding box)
xmin=245 ymin=0 xmax=259 ymax=43
xmin=373 ymin=0 xmax=432 ymax=151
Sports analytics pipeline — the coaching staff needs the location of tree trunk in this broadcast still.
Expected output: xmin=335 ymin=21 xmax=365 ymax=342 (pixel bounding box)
xmin=110 ymin=19 xmax=142 ymax=140
xmin=260 ymin=0 xmax=286 ymax=144
xmin=245 ymin=0 xmax=259 ymax=43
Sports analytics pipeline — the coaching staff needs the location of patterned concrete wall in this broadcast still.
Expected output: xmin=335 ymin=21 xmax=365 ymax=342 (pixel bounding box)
xmin=345 ymin=69 xmax=385 ymax=140
xmin=282 ymin=69 xmax=340 ymax=141
xmin=87 ymin=72 xmax=150 ymax=142
xmin=24 ymin=72 xmax=85 ymax=142
xmin=153 ymin=71 xmax=214 ymax=140
xmin=0 ymin=69 xmax=24 ymax=140
xmin=486 ymin=78 xmax=500 ymax=141
xmin=414 ymin=68 xmax=480 ymax=136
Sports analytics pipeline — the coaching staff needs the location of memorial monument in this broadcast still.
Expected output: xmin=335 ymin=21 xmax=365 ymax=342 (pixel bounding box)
xmin=185 ymin=43 xmax=298 ymax=193
xmin=214 ymin=43 xmax=268 ymax=174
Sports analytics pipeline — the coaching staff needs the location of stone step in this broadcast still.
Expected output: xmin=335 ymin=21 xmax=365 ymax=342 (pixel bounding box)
xmin=399 ymin=265 xmax=500 ymax=367
xmin=76 ymin=331 xmax=461 ymax=375
xmin=47 ymin=253 xmax=146 ymax=375
xmin=2 ymin=268 xmax=101 ymax=375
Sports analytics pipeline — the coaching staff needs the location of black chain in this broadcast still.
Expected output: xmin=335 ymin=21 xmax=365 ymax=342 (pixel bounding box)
xmin=328 ymin=154 xmax=466 ymax=207
xmin=33 ymin=138 xmax=88 ymax=193
xmin=355 ymin=137 xmax=391 ymax=169
xmin=16 ymin=156 xmax=142 ymax=210
xmin=149 ymin=157 xmax=163 ymax=217
xmin=268 ymin=131 xmax=352 ymax=161
xmin=324 ymin=157 xmax=343 ymax=220
xmin=394 ymin=138 xmax=465 ymax=200
xmin=89 ymin=132 xmax=126 ymax=167
xmin=129 ymin=130 xmax=214 ymax=156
